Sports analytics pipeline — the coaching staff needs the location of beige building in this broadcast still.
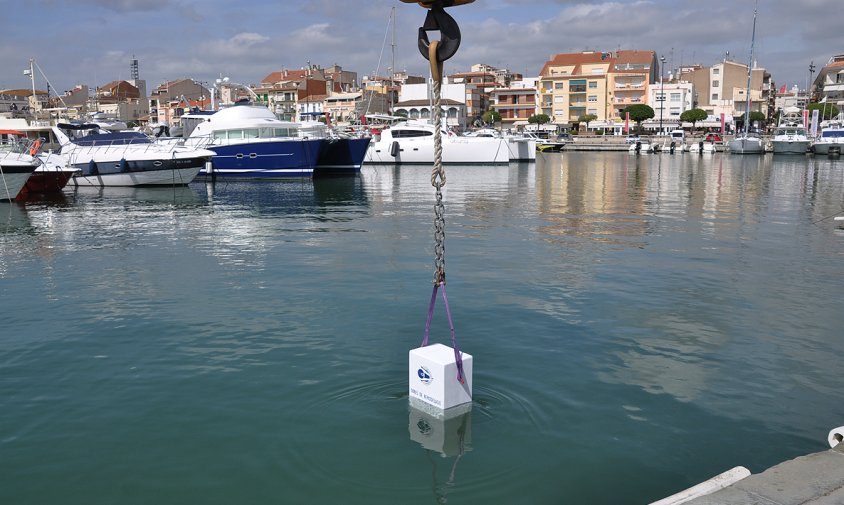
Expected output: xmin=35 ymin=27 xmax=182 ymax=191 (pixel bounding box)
xmin=539 ymin=50 xmax=657 ymax=126
xmin=684 ymin=59 xmax=772 ymax=121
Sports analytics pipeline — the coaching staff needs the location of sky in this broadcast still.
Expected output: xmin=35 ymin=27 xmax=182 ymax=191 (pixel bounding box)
xmin=0 ymin=0 xmax=838 ymax=96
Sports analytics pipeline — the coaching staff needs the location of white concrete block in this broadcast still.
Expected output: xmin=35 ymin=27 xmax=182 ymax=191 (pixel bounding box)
xmin=409 ymin=343 xmax=472 ymax=411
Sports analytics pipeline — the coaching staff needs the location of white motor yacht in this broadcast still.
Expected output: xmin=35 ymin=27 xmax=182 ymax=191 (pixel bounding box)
xmin=53 ymin=124 xmax=214 ymax=187
xmin=365 ymin=120 xmax=509 ymax=164
xmin=812 ymin=119 xmax=844 ymax=156
xmin=771 ymin=117 xmax=810 ymax=155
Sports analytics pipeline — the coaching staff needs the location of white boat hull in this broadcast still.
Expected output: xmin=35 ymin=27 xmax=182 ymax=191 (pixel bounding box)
xmin=68 ymin=166 xmax=202 ymax=187
xmin=365 ymin=135 xmax=509 ymax=164
xmin=506 ymin=138 xmax=536 ymax=161
xmin=0 ymin=153 xmax=39 ymax=200
xmin=813 ymin=140 xmax=844 ymax=155
xmin=728 ymin=137 xmax=764 ymax=154
xmin=0 ymin=169 xmax=36 ymax=200
xmin=772 ymin=140 xmax=809 ymax=155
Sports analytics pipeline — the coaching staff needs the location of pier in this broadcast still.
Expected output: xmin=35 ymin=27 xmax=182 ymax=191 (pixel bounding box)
xmin=654 ymin=443 xmax=844 ymax=505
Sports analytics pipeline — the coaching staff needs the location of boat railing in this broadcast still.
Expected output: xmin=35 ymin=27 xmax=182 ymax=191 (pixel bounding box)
xmin=0 ymin=137 xmax=36 ymax=158
xmin=62 ymin=134 xmax=205 ymax=166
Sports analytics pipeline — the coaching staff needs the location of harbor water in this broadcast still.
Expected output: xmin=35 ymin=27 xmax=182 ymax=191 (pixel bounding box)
xmin=2 ymin=152 xmax=843 ymax=504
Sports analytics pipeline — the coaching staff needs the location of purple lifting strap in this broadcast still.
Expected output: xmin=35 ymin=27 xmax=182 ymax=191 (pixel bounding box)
xmin=420 ymin=282 xmax=465 ymax=384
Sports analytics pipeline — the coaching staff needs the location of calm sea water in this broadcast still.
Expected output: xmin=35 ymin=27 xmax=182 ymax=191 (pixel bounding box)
xmin=2 ymin=152 xmax=843 ymax=504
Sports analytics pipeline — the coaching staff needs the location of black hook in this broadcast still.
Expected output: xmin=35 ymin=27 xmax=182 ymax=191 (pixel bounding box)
xmin=417 ymin=2 xmax=461 ymax=63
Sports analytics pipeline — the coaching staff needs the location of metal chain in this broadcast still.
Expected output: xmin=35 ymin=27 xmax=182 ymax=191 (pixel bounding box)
xmin=431 ymin=64 xmax=446 ymax=285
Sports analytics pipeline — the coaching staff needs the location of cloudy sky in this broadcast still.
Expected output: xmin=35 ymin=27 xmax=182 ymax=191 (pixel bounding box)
xmin=0 ymin=0 xmax=837 ymax=96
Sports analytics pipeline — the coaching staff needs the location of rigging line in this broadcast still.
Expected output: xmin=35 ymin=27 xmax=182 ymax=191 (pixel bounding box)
xmin=365 ymin=6 xmax=395 ymax=116
xmin=33 ymin=59 xmax=69 ymax=111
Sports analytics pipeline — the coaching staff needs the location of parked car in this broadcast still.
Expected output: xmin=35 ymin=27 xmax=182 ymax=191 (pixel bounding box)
xmin=705 ymin=133 xmax=723 ymax=142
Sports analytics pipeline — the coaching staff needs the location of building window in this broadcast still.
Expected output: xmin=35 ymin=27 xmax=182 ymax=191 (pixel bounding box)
xmin=555 ymin=82 xmax=564 ymax=90
xmin=588 ymin=108 xmax=598 ymax=115
xmin=713 ymin=68 xmax=720 ymax=75
xmin=554 ymin=96 xmax=564 ymax=104
xmin=711 ymin=93 xmax=719 ymax=101
xmin=588 ymin=95 xmax=597 ymax=102
xmin=588 ymin=81 xmax=598 ymax=88
xmin=712 ymin=80 xmax=719 ymax=87
xmin=542 ymin=81 xmax=552 ymax=91
xmin=670 ymin=93 xmax=681 ymax=101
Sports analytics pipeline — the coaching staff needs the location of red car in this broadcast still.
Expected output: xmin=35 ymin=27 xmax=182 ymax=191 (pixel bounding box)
xmin=705 ymin=133 xmax=723 ymax=142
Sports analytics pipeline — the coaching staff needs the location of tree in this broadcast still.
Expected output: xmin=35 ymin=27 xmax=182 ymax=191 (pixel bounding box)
xmin=578 ymin=113 xmax=598 ymax=131
xmin=680 ymin=108 xmax=708 ymax=132
xmin=734 ymin=111 xmax=767 ymax=132
xmin=807 ymin=102 xmax=840 ymax=120
xmin=749 ymin=111 xmax=766 ymax=124
xmin=528 ymin=113 xmax=551 ymax=124
xmin=482 ymin=110 xmax=501 ymax=125
xmin=622 ymin=104 xmax=654 ymax=133
xmin=394 ymin=110 xmax=408 ymax=118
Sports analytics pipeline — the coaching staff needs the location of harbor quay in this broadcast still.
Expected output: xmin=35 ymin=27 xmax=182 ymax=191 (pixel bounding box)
xmin=654 ymin=442 xmax=844 ymax=504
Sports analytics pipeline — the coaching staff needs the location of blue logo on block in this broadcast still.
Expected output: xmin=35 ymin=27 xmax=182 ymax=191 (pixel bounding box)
xmin=417 ymin=366 xmax=433 ymax=385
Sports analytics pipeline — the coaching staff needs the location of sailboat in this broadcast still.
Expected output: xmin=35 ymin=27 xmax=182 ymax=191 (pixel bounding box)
xmin=728 ymin=0 xmax=765 ymax=154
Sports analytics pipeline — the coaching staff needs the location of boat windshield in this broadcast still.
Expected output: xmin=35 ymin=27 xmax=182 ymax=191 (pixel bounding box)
xmin=820 ymin=130 xmax=844 ymax=138
xmin=213 ymin=127 xmax=298 ymax=140
xmin=775 ymin=127 xmax=805 ymax=136
xmin=73 ymin=131 xmax=151 ymax=146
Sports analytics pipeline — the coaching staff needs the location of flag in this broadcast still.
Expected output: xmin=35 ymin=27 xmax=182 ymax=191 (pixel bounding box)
xmin=820 ymin=96 xmax=828 ymax=103
xmin=810 ymin=109 xmax=819 ymax=137
xmin=779 ymin=84 xmax=786 ymax=94
xmin=720 ymin=113 xmax=725 ymax=134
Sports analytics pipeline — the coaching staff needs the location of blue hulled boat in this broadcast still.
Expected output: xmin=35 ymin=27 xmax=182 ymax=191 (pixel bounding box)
xmin=182 ymin=106 xmax=322 ymax=178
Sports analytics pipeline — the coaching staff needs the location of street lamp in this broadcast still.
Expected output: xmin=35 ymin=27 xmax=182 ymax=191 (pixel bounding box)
xmin=659 ymin=55 xmax=666 ymax=136
xmin=808 ymin=61 xmax=816 ymax=103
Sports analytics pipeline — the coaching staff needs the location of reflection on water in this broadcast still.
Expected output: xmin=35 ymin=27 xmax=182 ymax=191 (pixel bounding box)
xmin=408 ymin=399 xmax=472 ymax=505
xmin=2 ymin=156 xmax=844 ymax=504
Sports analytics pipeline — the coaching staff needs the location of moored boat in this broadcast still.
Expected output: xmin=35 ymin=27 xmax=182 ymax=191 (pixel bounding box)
xmin=298 ymin=117 xmax=371 ymax=176
xmin=464 ymin=128 xmax=536 ymax=161
xmin=0 ymin=130 xmax=77 ymax=199
xmin=53 ymin=124 xmax=213 ymax=187
xmin=771 ymin=118 xmax=810 ymax=155
xmin=182 ymin=105 xmax=323 ymax=178
xmin=729 ymin=1 xmax=765 ymax=155
xmin=364 ymin=120 xmax=509 ymax=164
xmin=0 ymin=135 xmax=39 ymax=201
xmin=812 ymin=118 xmax=844 ymax=156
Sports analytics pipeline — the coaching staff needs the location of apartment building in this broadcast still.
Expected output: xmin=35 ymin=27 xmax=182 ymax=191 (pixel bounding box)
xmin=490 ymin=78 xmax=538 ymax=127
xmin=685 ymin=59 xmax=772 ymax=120
xmin=610 ymin=51 xmax=659 ymax=118
xmin=149 ymin=79 xmax=209 ymax=126
xmin=539 ymin=50 xmax=657 ymax=125
xmin=648 ymin=81 xmax=694 ymax=132
xmin=448 ymin=70 xmax=498 ymax=121
xmin=812 ymin=54 xmax=844 ymax=109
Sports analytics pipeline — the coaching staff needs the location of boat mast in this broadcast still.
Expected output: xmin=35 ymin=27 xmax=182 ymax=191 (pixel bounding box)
xmin=390 ymin=5 xmax=396 ymax=114
xmin=742 ymin=0 xmax=758 ymax=135
xmin=27 ymin=59 xmax=38 ymax=118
